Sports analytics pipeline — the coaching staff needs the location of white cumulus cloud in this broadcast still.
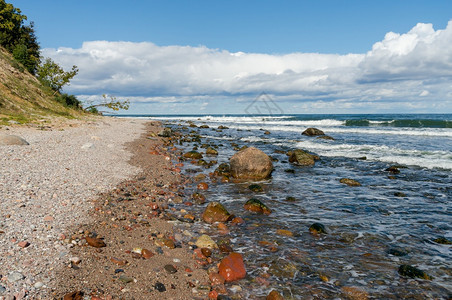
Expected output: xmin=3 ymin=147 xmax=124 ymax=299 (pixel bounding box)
xmin=41 ymin=20 xmax=452 ymax=113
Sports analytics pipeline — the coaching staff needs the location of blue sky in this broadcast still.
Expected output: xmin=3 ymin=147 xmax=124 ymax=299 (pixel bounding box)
xmin=12 ymin=0 xmax=452 ymax=114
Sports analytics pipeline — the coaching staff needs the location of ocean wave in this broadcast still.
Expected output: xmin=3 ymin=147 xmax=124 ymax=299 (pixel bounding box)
xmin=345 ymin=119 xmax=452 ymax=128
xmin=295 ymin=141 xmax=452 ymax=170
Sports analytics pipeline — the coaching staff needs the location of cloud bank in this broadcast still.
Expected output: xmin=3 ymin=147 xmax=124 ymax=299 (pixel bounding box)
xmin=42 ymin=21 xmax=452 ymax=113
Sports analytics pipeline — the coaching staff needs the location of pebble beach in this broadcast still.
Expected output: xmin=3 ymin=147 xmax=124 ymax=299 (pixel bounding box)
xmin=0 ymin=118 xmax=148 ymax=298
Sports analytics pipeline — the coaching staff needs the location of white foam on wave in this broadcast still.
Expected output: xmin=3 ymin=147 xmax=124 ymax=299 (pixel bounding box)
xmin=148 ymin=115 xmax=293 ymax=123
xmin=295 ymin=140 xmax=452 ymax=170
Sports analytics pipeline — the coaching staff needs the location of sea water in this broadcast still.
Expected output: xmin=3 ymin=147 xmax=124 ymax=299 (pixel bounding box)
xmin=131 ymin=114 xmax=451 ymax=299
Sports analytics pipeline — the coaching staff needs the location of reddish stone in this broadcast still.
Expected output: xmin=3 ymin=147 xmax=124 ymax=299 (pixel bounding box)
xmin=148 ymin=202 xmax=159 ymax=210
xmin=197 ymin=182 xmax=209 ymax=190
xmin=208 ymin=290 xmax=219 ymax=299
xmin=231 ymin=217 xmax=245 ymax=225
xmin=18 ymin=241 xmax=30 ymax=248
xmin=85 ymin=237 xmax=106 ymax=248
xmin=218 ymin=252 xmax=246 ymax=282
xmin=209 ymin=273 xmax=225 ymax=285
xmin=43 ymin=215 xmax=54 ymax=222
xmin=267 ymin=290 xmax=284 ymax=300
xmin=110 ymin=257 xmax=127 ymax=265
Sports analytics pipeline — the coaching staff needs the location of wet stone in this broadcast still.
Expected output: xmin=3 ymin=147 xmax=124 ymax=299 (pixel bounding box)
xmin=248 ymin=184 xmax=263 ymax=192
xmin=154 ymin=282 xmax=166 ymax=292
xmin=433 ymin=237 xmax=452 ymax=245
xmin=394 ymin=192 xmax=407 ymax=197
xmin=164 ymin=264 xmax=177 ymax=274
xmin=309 ymin=223 xmax=327 ymax=234
xmin=388 ymin=248 xmax=408 ymax=256
xmin=114 ymin=269 xmax=124 ymax=274
xmin=398 ymin=264 xmax=432 ymax=280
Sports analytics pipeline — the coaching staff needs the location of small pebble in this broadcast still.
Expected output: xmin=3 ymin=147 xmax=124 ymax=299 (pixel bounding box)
xmin=34 ymin=281 xmax=44 ymax=288
xmin=164 ymin=264 xmax=177 ymax=274
xmin=154 ymin=282 xmax=166 ymax=292
xmin=7 ymin=272 xmax=24 ymax=282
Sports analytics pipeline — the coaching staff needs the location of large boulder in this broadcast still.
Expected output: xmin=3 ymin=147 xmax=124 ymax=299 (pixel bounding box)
xmin=0 ymin=134 xmax=29 ymax=145
xmin=288 ymin=149 xmax=319 ymax=166
xmin=230 ymin=147 xmax=273 ymax=180
xmin=302 ymin=127 xmax=325 ymax=136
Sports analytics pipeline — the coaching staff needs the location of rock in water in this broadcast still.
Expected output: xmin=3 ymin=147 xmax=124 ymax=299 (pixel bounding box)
xmin=302 ymin=127 xmax=325 ymax=136
xmin=309 ymin=223 xmax=327 ymax=235
xmin=0 ymin=134 xmax=29 ymax=145
xmin=244 ymin=198 xmax=272 ymax=215
xmin=288 ymin=149 xmax=319 ymax=166
xmin=267 ymin=290 xmax=284 ymax=300
xmin=183 ymin=151 xmax=203 ymax=159
xmin=230 ymin=147 xmax=273 ymax=180
xmin=202 ymin=202 xmax=231 ymax=223
xmin=206 ymin=147 xmax=218 ymax=155
xmin=195 ymin=234 xmax=218 ymax=249
xmin=219 ymin=252 xmax=246 ymax=282
xmin=398 ymin=264 xmax=432 ymax=280
xmin=158 ymin=127 xmax=172 ymax=137
xmin=339 ymin=178 xmax=361 ymax=187
xmin=85 ymin=236 xmax=106 ymax=248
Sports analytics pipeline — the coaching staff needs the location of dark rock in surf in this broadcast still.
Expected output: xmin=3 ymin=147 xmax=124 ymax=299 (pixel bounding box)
xmin=302 ymin=128 xmax=325 ymax=136
xmin=244 ymin=198 xmax=272 ymax=215
xmin=288 ymin=149 xmax=319 ymax=166
xmin=183 ymin=151 xmax=203 ymax=159
xmin=339 ymin=178 xmax=361 ymax=187
xmin=309 ymin=223 xmax=327 ymax=235
xmin=398 ymin=264 xmax=432 ymax=280
xmin=248 ymin=184 xmax=263 ymax=192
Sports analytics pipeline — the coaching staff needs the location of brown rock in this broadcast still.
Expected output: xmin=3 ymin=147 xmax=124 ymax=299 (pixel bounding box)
xmin=141 ymin=249 xmax=154 ymax=259
xmin=110 ymin=257 xmax=128 ymax=265
xmin=341 ymin=286 xmax=369 ymax=300
xmin=340 ymin=178 xmax=361 ymax=187
xmin=85 ymin=237 xmax=106 ymax=248
xmin=230 ymin=147 xmax=273 ymax=180
xmin=197 ymin=182 xmax=209 ymax=190
xmin=18 ymin=241 xmax=30 ymax=248
xmin=276 ymin=229 xmax=293 ymax=237
xmin=288 ymin=149 xmax=319 ymax=166
xmin=267 ymin=290 xmax=284 ymax=300
xmin=209 ymin=273 xmax=225 ymax=285
xmin=202 ymin=202 xmax=231 ymax=224
xmin=302 ymin=127 xmax=325 ymax=136
xmin=244 ymin=198 xmax=272 ymax=215
xmin=63 ymin=291 xmax=84 ymax=300
xmin=219 ymin=252 xmax=246 ymax=282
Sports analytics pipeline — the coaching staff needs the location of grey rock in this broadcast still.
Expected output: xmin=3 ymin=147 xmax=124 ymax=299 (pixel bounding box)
xmin=7 ymin=271 xmax=24 ymax=282
xmin=0 ymin=134 xmax=29 ymax=146
xmin=0 ymin=285 xmax=6 ymax=293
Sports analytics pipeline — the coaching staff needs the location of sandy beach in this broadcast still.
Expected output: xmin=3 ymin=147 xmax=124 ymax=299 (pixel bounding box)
xmin=0 ymin=118 xmax=209 ymax=299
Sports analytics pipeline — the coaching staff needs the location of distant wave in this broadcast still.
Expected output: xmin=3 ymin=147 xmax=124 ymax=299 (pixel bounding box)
xmin=295 ymin=141 xmax=452 ymax=170
xmin=345 ymin=119 xmax=452 ymax=128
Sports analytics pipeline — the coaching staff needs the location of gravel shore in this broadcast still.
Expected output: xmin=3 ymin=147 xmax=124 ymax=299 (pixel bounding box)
xmin=0 ymin=117 xmax=148 ymax=299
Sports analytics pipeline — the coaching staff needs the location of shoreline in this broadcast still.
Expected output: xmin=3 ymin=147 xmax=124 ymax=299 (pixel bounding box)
xmin=0 ymin=117 xmax=153 ymax=299
xmin=52 ymin=121 xmax=210 ymax=299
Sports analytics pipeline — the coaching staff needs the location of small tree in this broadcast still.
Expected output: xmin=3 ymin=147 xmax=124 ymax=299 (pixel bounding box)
xmin=84 ymin=94 xmax=130 ymax=114
xmin=0 ymin=1 xmax=40 ymax=74
xmin=37 ymin=58 xmax=78 ymax=94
